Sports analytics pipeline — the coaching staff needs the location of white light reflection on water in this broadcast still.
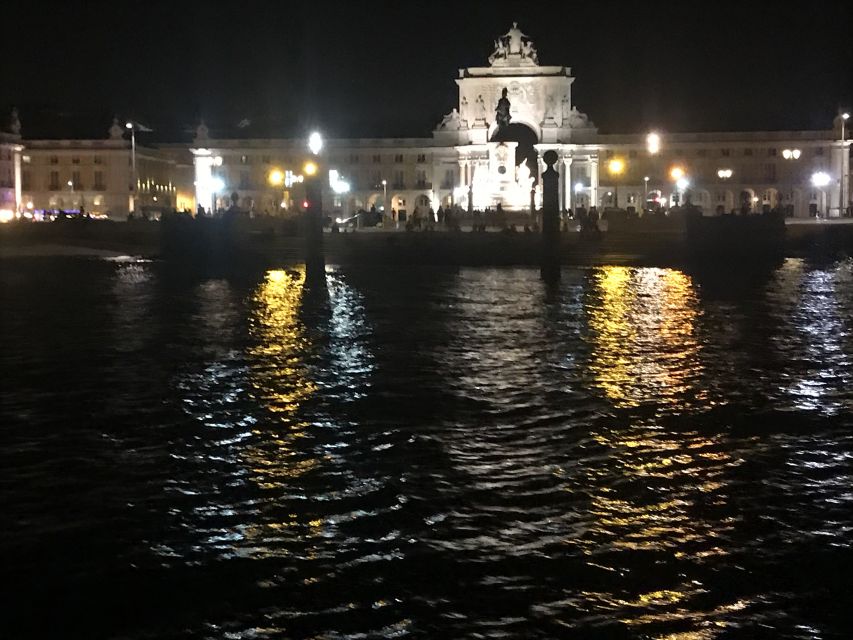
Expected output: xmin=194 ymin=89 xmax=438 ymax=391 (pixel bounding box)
xmin=770 ymin=259 xmax=853 ymax=414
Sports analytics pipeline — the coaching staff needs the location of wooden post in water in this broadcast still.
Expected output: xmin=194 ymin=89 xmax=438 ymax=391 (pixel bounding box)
xmin=540 ymin=150 xmax=560 ymax=281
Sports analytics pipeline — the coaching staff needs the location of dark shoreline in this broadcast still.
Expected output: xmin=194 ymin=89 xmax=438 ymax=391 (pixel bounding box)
xmin=2 ymin=218 xmax=852 ymax=267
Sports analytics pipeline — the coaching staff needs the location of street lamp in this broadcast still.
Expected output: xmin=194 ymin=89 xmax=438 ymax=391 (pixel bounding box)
xmin=125 ymin=121 xmax=137 ymax=213
xmin=308 ymin=131 xmax=323 ymax=156
xmin=607 ymin=158 xmax=625 ymax=208
xmin=812 ymin=171 xmax=831 ymax=220
xmin=646 ymin=132 xmax=661 ymax=155
xmin=643 ymin=176 xmax=649 ymax=209
xmin=781 ymin=150 xmax=800 ymax=216
xmin=670 ymin=166 xmax=685 ymax=206
xmin=380 ymin=178 xmax=390 ymax=226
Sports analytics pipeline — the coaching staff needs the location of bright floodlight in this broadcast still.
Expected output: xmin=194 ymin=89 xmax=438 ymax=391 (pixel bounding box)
xmin=574 ymin=182 xmax=584 ymax=193
xmin=717 ymin=168 xmax=733 ymax=179
xmin=125 ymin=121 xmax=132 ymax=129
xmin=209 ymin=177 xmax=225 ymax=192
xmin=646 ymin=132 xmax=661 ymax=154
xmin=811 ymin=171 xmax=831 ymax=187
xmin=382 ymin=179 xmax=387 ymax=186
xmin=608 ymin=158 xmax=625 ymax=175
xmin=268 ymin=169 xmax=284 ymax=186
xmin=308 ymin=131 xmax=323 ymax=155
xmin=793 ymin=149 xmax=801 ymax=159
xmin=843 ymin=113 xmax=850 ymax=120
xmin=782 ymin=149 xmax=792 ymax=159
xmin=676 ymin=177 xmax=689 ymax=191
xmin=670 ymin=166 xmax=684 ymax=181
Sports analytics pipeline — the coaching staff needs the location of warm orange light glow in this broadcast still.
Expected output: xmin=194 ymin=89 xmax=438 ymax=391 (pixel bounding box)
xmin=608 ymin=158 xmax=625 ymax=176
xmin=303 ymin=161 xmax=318 ymax=176
xmin=669 ymin=166 xmax=685 ymax=181
xmin=268 ymin=169 xmax=284 ymax=186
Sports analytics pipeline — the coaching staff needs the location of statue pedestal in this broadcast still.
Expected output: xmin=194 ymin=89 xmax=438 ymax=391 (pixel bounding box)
xmin=470 ymin=121 xmax=489 ymax=144
xmin=540 ymin=119 xmax=559 ymax=144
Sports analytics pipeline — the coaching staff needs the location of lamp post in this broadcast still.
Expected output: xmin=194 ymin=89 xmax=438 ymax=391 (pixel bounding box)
xmin=607 ymin=158 xmax=624 ymax=208
xmin=125 ymin=122 xmax=136 ymax=213
xmin=781 ymin=149 xmax=800 ymax=216
xmin=716 ymin=168 xmax=733 ymax=214
xmin=812 ymin=171 xmax=831 ymax=220
xmin=670 ymin=166 xmax=685 ymax=207
xmin=643 ymin=176 xmax=649 ymax=211
xmin=382 ymin=178 xmax=388 ymax=227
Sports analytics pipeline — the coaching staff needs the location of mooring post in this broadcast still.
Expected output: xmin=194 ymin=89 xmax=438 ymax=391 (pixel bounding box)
xmin=540 ymin=149 xmax=560 ymax=281
xmin=304 ymin=172 xmax=326 ymax=287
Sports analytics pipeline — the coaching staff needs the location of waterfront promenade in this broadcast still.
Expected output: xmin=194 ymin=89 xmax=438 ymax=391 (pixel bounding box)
xmin=2 ymin=216 xmax=853 ymax=266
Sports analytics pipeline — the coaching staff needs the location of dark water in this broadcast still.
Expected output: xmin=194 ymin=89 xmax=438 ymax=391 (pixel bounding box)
xmin=2 ymin=257 xmax=853 ymax=639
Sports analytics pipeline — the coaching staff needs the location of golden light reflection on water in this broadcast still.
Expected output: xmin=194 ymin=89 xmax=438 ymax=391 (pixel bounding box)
xmin=586 ymin=266 xmax=705 ymax=410
xmin=243 ymin=267 xmax=320 ymax=483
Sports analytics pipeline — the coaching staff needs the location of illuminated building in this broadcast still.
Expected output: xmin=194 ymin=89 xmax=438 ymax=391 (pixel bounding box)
xmin=1 ymin=25 xmax=849 ymax=221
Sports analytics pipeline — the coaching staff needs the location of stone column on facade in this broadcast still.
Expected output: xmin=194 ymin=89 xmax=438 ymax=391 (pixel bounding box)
xmin=842 ymin=141 xmax=851 ymax=215
xmin=13 ymin=145 xmax=23 ymax=212
xmin=562 ymin=157 xmax=573 ymax=213
xmin=590 ymin=158 xmax=599 ymax=209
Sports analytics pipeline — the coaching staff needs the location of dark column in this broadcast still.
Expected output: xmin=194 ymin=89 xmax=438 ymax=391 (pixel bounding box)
xmin=540 ymin=150 xmax=560 ymax=281
xmin=304 ymin=173 xmax=326 ymax=287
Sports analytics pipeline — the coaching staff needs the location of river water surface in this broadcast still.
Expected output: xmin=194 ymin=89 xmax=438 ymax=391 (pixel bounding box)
xmin=2 ymin=257 xmax=853 ymax=639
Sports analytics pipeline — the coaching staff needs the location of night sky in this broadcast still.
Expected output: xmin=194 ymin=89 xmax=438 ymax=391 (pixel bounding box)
xmin=3 ymin=0 xmax=852 ymax=141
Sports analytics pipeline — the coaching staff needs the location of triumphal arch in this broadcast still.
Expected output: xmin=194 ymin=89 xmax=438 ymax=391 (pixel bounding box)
xmin=433 ymin=23 xmax=598 ymax=211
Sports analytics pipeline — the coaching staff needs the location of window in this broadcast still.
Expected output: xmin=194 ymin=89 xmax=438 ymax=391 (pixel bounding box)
xmin=393 ymin=170 xmax=404 ymax=188
xmin=72 ymin=156 xmax=80 ymax=164
xmin=72 ymin=170 xmax=81 ymax=188
xmin=768 ymin=148 xmax=777 ymax=157
xmin=743 ymin=148 xmax=753 ymax=156
xmin=94 ymin=155 xmax=103 ymax=165
xmin=716 ymin=192 xmax=726 ymax=203
xmin=416 ymin=169 xmax=427 ymax=187
xmin=443 ymin=169 xmax=454 ymax=188
xmin=605 ymin=149 xmax=614 ymax=158
xmin=22 ymin=170 xmax=31 ymax=190
xmin=394 ymin=154 xmax=404 ymax=163
xmin=94 ymin=171 xmax=105 ymax=190
xmin=372 ymin=154 xmax=381 ymax=164
xmin=371 ymin=170 xmax=382 ymax=186
xmin=240 ymin=155 xmax=249 ymax=164
xmin=417 ymin=154 xmax=426 ymax=163
xmin=49 ymin=171 xmax=59 ymax=190
xmin=240 ymin=171 xmax=250 ymax=189
xmin=762 ymin=164 xmax=776 ymax=183
xmin=349 ymin=154 xmax=360 ymax=163
xmin=721 ymin=149 xmax=731 ymax=157
xmin=815 ymin=147 xmax=824 ymax=156
xmin=50 ymin=156 xmax=59 ymax=165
